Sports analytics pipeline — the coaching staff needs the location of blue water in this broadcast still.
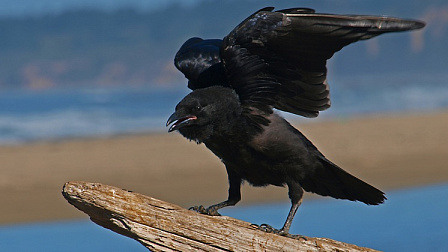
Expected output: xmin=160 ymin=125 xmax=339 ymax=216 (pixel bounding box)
xmin=1 ymin=72 xmax=448 ymax=145
xmin=1 ymin=183 xmax=447 ymax=251
xmin=0 ymin=86 xmax=189 ymax=144
xmin=0 ymin=220 xmax=147 ymax=252
xmin=1 ymin=77 xmax=447 ymax=250
xmin=0 ymin=0 xmax=202 ymax=18
xmin=222 ymin=184 xmax=448 ymax=251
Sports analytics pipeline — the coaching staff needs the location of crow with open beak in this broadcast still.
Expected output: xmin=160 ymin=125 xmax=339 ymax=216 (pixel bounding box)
xmin=167 ymin=7 xmax=425 ymax=236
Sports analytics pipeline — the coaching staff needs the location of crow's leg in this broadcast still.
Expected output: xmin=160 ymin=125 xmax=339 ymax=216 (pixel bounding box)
xmin=256 ymin=181 xmax=304 ymax=239
xmin=280 ymin=181 xmax=303 ymax=234
xmin=190 ymin=168 xmax=242 ymax=216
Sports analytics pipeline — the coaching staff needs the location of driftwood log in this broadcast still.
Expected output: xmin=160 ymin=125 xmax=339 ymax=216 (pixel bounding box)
xmin=62 ymin=181 xmax=378 ymax=252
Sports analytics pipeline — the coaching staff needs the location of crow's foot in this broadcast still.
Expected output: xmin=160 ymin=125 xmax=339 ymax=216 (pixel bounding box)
xmin=251 ymin=224 xmax=307 ymax=240
xmin=256 ymin=223 xmax=278 ymax=233
xmin=189 ymin=205 xmax=221 ymax=216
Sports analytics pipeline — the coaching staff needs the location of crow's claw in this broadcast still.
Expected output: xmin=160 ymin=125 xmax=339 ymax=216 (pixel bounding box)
xmin=258 ymin=223 xmax=277 ymax=233
xmin=189 ymin=205 xmax=206 ymax=213
xmin=189 ymin=205 xmax=221 ymax=216
xmin=251 ymin=223 xmax=307 ymax=241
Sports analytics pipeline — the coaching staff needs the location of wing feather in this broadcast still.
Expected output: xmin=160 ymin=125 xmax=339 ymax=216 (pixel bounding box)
xmin=175 ymin=7 xmax=425 ymax=118
xmin=220 ymin=7 xmax=424 ymax=117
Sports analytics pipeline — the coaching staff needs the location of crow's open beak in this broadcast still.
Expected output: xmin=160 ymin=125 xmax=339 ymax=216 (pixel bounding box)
xmin=166 ymin=112 xmax=197 ymax=132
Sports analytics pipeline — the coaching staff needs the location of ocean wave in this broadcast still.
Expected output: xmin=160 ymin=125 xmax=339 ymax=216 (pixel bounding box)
xmin=1 ymin=75 xmax=448 ymax=145
xmin=0 ymin=108 xmax=168 ymax=145
xmin=325 ymin=73 xmax=448 ymax=116
xmin=0 ymin=88 xmax=176 ymax=145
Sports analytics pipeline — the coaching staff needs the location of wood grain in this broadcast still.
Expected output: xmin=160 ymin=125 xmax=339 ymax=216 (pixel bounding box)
xmin=62 ymin=181 xmax=378 ymax=252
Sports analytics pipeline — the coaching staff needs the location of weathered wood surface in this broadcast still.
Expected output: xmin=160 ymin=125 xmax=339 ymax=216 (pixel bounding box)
xmin=62 ymin=181 xmax=378 ymax=252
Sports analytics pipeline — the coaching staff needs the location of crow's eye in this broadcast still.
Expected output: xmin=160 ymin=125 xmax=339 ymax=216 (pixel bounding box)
xmin=193 ymin=105 xmax=202 ymax=112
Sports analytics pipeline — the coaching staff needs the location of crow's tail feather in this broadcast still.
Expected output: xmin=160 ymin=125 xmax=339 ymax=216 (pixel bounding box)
xmin=301 ymin=157 xmax=386 ymax=205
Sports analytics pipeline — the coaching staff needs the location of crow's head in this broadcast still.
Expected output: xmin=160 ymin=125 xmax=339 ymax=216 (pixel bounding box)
xmin=166 ymin=86 xmax=242 ymax=143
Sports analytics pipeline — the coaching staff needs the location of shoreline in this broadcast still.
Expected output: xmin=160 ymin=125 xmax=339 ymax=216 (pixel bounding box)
xmin=1 ymin=110 xmax=448 ymax=225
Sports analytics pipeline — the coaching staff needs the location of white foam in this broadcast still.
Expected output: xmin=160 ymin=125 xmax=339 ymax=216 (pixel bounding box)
xmin=0 ymin=108 xmax=166 ymax=144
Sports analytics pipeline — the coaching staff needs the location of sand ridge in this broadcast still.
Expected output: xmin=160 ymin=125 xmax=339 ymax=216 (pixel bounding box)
xmin=1 ymin=111 xmax=447 ymax=224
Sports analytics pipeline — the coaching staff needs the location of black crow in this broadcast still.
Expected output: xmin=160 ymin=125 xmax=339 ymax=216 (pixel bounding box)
xmin=167 ymin=7 xmax=425 ymax=236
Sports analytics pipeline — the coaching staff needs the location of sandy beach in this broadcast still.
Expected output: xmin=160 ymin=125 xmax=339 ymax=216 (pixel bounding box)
xmin=1 ymin=111 xmax=447 ymax=225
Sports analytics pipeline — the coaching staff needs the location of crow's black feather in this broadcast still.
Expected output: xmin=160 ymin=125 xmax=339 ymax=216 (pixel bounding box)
xmin=168 ymin=7 xmax=424 ymax=235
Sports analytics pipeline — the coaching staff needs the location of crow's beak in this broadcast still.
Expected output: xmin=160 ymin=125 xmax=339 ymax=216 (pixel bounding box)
xmin=166 ymin=112 xmax=197 ymax=132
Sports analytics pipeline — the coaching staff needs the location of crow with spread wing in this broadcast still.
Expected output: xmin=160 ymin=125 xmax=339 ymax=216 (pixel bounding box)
xmin=166 ymin=7 xmax=425 ymax=236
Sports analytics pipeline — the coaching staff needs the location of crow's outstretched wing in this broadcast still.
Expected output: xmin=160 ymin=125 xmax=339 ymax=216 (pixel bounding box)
xmin=174 ymin=38 xmax=228 ymax=90
xmin=175 ymin=7 xmax=425 ymax=117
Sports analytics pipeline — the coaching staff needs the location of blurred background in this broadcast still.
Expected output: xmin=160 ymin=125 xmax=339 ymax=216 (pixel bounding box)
xmin=0 ymin=0 xmax=447 ymax=251
xmin=0 ymin=0 xmax=446 ymax=143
